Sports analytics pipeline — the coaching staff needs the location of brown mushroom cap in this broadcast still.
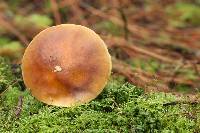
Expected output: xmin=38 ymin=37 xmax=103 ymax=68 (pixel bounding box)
xmin=22 ymin=24 xmax=111 ymax=107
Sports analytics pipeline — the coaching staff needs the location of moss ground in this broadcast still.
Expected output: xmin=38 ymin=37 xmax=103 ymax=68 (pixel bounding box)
xmin=0 ymin=58 xmax=199 ymax=133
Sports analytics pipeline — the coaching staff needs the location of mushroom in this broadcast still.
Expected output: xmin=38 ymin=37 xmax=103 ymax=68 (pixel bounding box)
xmin=21 ymin=24 xmax=112 ymax=107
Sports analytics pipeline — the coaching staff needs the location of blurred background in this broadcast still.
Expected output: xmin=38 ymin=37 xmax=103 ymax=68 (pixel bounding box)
xmin=0 ymin=0 xmax=199 ymax=95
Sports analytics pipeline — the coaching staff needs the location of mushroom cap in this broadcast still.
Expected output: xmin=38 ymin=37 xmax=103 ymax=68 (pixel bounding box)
xmin=22 ymin=24 xmax=112 ymax=107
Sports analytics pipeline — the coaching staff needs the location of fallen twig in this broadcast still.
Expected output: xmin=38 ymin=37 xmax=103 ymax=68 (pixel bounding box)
xmin=112 ymin=58 xmax=170 ymax=92
xmin=0 ymin=80 xmax=19 ymax=96
xmin=105 ymin=36 xmax=178 ymax=64
xmin=15 ymin=96 xmax=23 ymax=118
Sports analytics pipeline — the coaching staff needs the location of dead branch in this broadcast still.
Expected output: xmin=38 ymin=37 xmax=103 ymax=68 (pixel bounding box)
xmin=105 ymin=36 xmax=179 ymax=64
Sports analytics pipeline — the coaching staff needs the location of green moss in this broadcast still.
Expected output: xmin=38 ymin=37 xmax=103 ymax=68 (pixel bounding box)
xmin=0 ymin=57 xmax=199 ymax=132
xmin=127 ymin=58 xmax=162 ymax=74
xmin=177 ymin=68 xmax=198 ymax=81
xmin=0 ymin=57 xmax=16 ymax=93
xmin=166 ymin=2 xmax=200 ymax=27
xmin=0 ymin=37 xmax=24 ymax=59
xmin=94 ymin=21 xmax=123 ymax=36
xmin=14 ymin=14 xmax=53 ymax=28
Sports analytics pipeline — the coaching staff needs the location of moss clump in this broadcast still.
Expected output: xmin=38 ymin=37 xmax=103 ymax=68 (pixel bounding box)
xmin=94 ymin=20 xmax=123 ymax=36
xmin=0 ymin=38 xmax=24 ymax=60
xmin=166 ymin=2 xmax=200 ymax=27
xmin=0 ymin=57 xmax=16 ymax=93
xmin=0 ymin=57 xmax=200 ymax=132
xmin=14 ymin=14 xmax=53 ymax=28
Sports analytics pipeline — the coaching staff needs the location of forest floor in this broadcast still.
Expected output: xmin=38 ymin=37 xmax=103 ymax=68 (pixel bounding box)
xmin=0 ymin=0 xmax=200 ymax=132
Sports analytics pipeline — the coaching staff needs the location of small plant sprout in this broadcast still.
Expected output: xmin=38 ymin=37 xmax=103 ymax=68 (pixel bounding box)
xmin=21 ymin=24 xmax=112 ymax=107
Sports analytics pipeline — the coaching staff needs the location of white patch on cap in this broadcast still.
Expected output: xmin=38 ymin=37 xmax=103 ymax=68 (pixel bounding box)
xmin=54 ymin=65 xmax=62 ymax=72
